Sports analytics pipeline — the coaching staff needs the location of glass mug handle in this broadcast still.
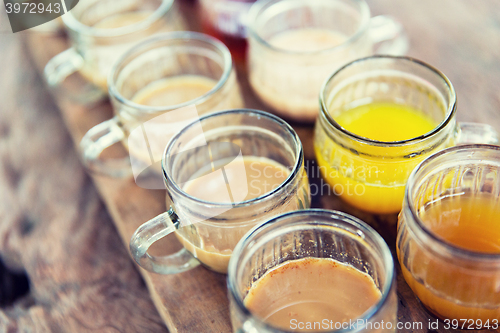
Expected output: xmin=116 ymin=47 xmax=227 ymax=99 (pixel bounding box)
xmin=44 ymin=47 xmax=106 ymax=104
xmin=129 ymin=208 xmax=200 ymax=274
xmin=456 ymin=122 xmax=499 ymax=144
xmin=44 ymin=47 xmax=84 ymax=86
xmin=80 ymin=116 xmax=132 ymax=177
xmin=369 ymin=15 xmax=409 ymax=55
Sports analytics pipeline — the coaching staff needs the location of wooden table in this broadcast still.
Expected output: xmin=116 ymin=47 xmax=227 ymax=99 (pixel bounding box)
xmin=1 ymin=0 xmax=499 ymax=332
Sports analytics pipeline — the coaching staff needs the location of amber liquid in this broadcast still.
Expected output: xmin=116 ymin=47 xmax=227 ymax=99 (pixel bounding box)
xmin=244 ymin=258 xmax=381 ymax=332
xmin=419 ymin=193 xmax=500 ymax=253
xmin=400 ymin=193 xmax=500 ymax=322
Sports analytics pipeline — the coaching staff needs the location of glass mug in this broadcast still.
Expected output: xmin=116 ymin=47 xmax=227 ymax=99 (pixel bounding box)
xmin=44 ymin=0 xmax=183 ymax=99
xmin=314 ymin=55 xmax=499 ymax=214
xmin=80 ymin=32 xmax=243 ymax=178
xmin=397 ymin=145 xmax=500 ymax=324
xmin=129 ymin=109 xmax=311 ymax=274
xmin=228 ymin=209 xmax=396 ymax=333
xmin=247 ymin=0 xmax=408 ymax=122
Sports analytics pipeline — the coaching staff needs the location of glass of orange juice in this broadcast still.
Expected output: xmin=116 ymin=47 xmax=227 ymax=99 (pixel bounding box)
xmin=314 ymin=55 xmax=499 ymax=214
xmin=397 ymin=144 xmax=500 ymax=326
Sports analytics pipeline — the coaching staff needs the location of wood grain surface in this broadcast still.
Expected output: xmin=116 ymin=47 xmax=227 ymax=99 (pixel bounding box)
xmin=1 ymin=0 xmax=499 ymax=332
xmin=0 ymin=33 xmax=168 ymax=332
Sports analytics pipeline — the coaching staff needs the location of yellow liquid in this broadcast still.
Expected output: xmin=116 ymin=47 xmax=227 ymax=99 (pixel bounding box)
xmin=335 ymin=103 xmax=436 ymax=142
xmin=315 ymin=103 xmax=438 ymax=214
xmin=399 ymin=194 xmax=500 ymax=322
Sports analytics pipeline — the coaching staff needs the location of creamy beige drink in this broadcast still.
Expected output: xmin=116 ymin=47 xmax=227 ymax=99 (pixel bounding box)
xmin=123 ymin=75 xmax=243 ymax=172
xmin=249 ymin=27 xmax=370 ymax=121
xmin=125 ymin=75 xmax=215 ymax=169
xmin=132 ymin=75 xmax=217 ymax=106
xmin=93 ymin=11 xmax=152 ymax=29
xmin=244 ymin=257 xmax=382 ymax=332
xmin=94 ymin=11 xmax=153 ymax=29
xmin=177 ymin=156 xmax=292 ymax=273
xmin=269 ymin=28 xmax=347 ymax=52
xmin=79 ymin=11 xmax=173 ymax=89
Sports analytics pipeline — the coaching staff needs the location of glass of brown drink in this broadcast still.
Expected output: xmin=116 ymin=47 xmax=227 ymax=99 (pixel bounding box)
xmin=228 ymin=209 xmax=396 ymax=332
xmin=129 ymin=109 xmax=311 ymax=274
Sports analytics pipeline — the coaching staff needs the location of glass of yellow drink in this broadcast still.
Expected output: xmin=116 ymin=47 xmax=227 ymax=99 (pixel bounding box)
xmin=314 ymin=55 xmax=498 ymax=214
xmin=397 ymin=144 xmax=500 ymax=325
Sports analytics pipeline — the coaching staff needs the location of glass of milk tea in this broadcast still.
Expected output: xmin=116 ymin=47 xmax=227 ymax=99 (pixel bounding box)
xmin=44 ymin=0 xmax=184 ymax=100
xmin=80 ymin=32 xmax=244 ymax=178
xmin=129 ymin=109 xmax=311 ymax=274
xmin=247 ymin=0 xmax=409 ymax=122
xmin=228 ymin=209 xmax=397 ymax=332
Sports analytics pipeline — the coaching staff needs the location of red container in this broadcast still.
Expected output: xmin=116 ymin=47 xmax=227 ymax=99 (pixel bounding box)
xmin=199 ymin=0 xmax=256 ymax=62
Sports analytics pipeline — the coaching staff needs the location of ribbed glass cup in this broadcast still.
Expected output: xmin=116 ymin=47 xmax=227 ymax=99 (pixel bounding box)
xmin=397 ymin=144 xmax=500 ymax=324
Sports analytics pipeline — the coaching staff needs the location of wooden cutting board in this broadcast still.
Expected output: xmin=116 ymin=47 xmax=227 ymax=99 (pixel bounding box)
xmin=23 ymin=0 xmax=500 ymax=332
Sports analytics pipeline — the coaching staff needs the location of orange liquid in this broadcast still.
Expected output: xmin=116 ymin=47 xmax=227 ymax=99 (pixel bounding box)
xmin=420 ymin=194 xmax=500 ymax=253
xmin=399 ymin=194 xmax=500 ymax=322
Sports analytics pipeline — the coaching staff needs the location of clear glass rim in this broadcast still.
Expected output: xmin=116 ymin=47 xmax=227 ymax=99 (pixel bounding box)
xmin=227 ymin=209 xmax=395 ymax=333
xmin=406 ymin=144 xmax=500 ymax=261
xmin=108 ymin=31 xmax=233 ymax=114
xmin=319 ymin=55 xmax=457 ymax=147
xmin=247 ymin=0 xmax=371 ymax=55
xmin=162 ymin=109 xmax=304 ymax=209
xmin=62 ymin=0 xmax=174 ymax=37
